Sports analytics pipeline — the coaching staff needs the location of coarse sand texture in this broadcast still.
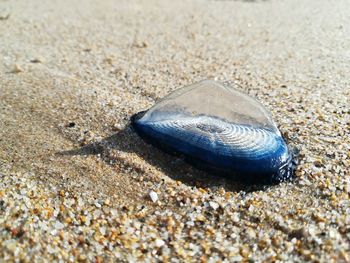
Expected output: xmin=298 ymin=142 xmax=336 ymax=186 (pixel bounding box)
xmin=0 ymin=0 xmax=349 ymax=261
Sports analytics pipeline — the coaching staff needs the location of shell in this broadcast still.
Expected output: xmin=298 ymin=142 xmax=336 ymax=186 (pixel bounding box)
xmin=131 ymin=80 xmax=295 ymax=184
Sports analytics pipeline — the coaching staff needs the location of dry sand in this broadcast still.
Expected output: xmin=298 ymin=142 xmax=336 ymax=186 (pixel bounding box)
xmin=0 ymin=0 xmax=350 ymax=261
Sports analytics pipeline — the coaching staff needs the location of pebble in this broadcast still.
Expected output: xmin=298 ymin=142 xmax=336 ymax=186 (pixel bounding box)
xmin=10 ymin=64 xmax=23 ymax=73
xmin=154 ymin=239 xmax=165 ymax=247
xmin=54 ymin=221 xmax=64 ymax=230
xmin=149 ymin=191 xmax=158 ymax=203
xmin=0 ymin=11 xmax=10 ymax=20
xmin=30 ymin=57 xmax=44 ymax=63
xmin=209 ymin=201 xmax=219 ymax=210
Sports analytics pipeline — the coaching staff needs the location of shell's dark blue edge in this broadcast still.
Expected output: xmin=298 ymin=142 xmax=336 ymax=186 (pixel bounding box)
xmin=131 ymin=111 xmax=296 ymax=185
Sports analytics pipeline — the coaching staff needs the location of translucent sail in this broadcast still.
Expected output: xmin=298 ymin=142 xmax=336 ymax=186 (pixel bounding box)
xmin=140 ymin=80 xmax=279 ymax=134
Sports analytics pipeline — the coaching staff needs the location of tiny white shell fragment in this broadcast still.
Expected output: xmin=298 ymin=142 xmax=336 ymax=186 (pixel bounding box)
xmin=149 ymin=191 xmax=158 ymax=203
xmin=54 ymin=221 xmax=64 ymax=230
xmin=154 ymin=239 xmax=165 ymax=247
xmin=209 ymin=201 xmax=219 ymax=210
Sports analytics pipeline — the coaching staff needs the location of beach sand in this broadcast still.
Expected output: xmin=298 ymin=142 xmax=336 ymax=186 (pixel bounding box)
xmin=0 ymin=0 xmax=349 ymax=261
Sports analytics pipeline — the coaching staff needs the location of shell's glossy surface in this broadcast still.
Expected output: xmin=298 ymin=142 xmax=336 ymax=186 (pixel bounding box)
xmin=131 ymin=80 xmax=295 ymax=184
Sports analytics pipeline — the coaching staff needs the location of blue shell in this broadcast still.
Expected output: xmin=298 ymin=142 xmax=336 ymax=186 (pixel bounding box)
xmin=131 ymin=80 xmax=295 ymax=184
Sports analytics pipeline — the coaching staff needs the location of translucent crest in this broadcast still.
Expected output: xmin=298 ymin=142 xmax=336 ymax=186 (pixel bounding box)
xmin=140 ymin=80 xmax=279 ymax=133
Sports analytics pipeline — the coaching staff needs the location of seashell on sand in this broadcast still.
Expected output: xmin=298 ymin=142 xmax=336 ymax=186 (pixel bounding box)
xmin=131 ymin=80 xmax=296 ymax=184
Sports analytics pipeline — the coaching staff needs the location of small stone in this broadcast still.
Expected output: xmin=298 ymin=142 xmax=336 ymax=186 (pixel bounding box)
xmin=232 ymin=213 xmax=240 ymax=223
xmin=47 ymin=245 xmax=55 ymax=254
xmin=99 ymin=226 xmax=106 ymax=236
xmin=67 ymin=122 xmax=76 ymax=128
xmin=209 ymin=201 xmax=219 ymax=210
xmin=30 ymin=57 xmax=44 ymax=63
xmin=240 ymin=245 xmax=250 ymax=258
xmin=6 ymin=240 xmax=17 ymax=252
xmin=113 ymin=123 xmax=124 ymax=131
xmin=154 ymin=239 xmax=165 ymax=247
xmin=290 ymin=227 xmax=308 ymax=239
xmin=149 ymin=191 xmax=158 ymax=203
xmin=314 ymin=159 xmax=323 ymax=168
xmin=246 ymin=228 xmax=256 ymax=239
xmin=54 ymin=221 xmax=64 ymax=230
xmin=345 ymin=181 xmax=350 ymax=193
xmin=93 ymin=209 xmax=102 ymax=219
xmin=133 ymin=41 xmax=148 ymax=48
xmin=10 ymin=64 xmax=23 ymax=73
xmin=0 ymin=13 xmax=10 ymax=20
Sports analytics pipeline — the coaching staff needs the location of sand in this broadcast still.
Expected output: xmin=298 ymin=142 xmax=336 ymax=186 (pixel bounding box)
xmin=0 ymin=0 xmax=349 ymax=261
